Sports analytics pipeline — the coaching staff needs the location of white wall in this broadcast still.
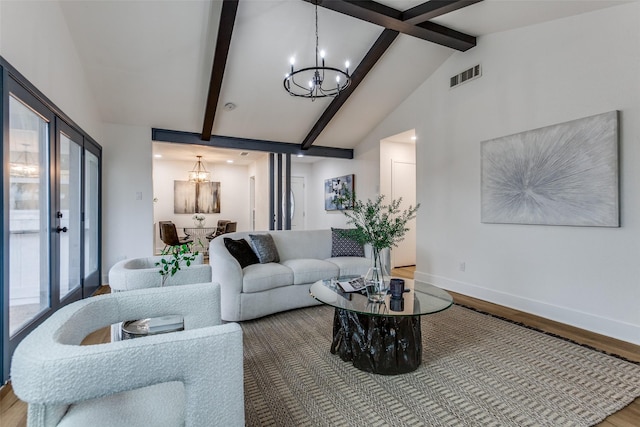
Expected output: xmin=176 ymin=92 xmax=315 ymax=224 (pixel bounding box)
xmin=248 ymin=154 xmax=270 ymax=230
xmin=306 ymin=158 xmax=362 ymax=230
xmin=152 ymin=159 xmax=250 ymax=250
xmin=351 ymin=3 xmax=640 ymax=344
xmin=0 ymin=0 xmax=102 ymax=140
xmin=102 ymin=124 xmax=154 ymax=279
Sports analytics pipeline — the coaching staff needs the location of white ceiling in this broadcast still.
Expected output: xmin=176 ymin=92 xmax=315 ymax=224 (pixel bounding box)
xmin=59 ymin=0 xmax=631 ymax=162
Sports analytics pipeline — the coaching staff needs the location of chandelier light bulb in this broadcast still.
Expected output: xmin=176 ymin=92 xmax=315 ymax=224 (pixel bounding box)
xmin=320 ymin=50 xmax=325 ymax=58
xmin=336 ymin=75 xmax=340 ymax=83
xmin=290 ymin=57 xmax=295 ymax=65
xmin=308 ymin=80 xmax=314 ymax=88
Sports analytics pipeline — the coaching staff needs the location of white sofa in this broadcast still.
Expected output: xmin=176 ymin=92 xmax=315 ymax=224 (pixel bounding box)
xmin=108 ymin=253 xmax=211 ymax=291
xmin=209 ymin=229 xmax=370 ymax=321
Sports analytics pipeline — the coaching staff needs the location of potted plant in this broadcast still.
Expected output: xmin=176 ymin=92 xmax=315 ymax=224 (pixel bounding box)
xmin=335 ymin=190 xmax=419 ymax=302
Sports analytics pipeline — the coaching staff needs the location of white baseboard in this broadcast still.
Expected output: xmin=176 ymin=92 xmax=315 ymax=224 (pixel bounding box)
xmin=415 ymin=271 xmax=640 ymax=346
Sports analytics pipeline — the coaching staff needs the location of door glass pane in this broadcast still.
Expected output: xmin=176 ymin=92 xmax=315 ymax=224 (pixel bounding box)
xmin=59 ymin=132 xmax=82 ymax=299
xmin=85 ymin=150 xmax=99 ymax=278
xmin=8 ymin=95 xmax=50 ymax=336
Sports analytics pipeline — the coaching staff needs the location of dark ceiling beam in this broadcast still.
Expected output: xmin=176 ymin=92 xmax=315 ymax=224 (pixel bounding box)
xmin=306 ymin=0 xmax=476 ymax=51
xmin=153 ymin=128 xmax=354 ymax=159
xmin=301 ymin=29 xmax=398 ymax=150
xmin=201 ymin=0 xmax=239 ymax=141
xmin=402 ymin=0 xmax=484 ymax=25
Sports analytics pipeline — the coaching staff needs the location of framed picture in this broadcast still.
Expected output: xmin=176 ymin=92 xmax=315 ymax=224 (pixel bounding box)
xmin=324 ymin=174 xmax=354 ymax=210
xmin=481 ymin=111 xmax=618 ymax=227
xmin=174 ymin=180 xmax=220 ymax=214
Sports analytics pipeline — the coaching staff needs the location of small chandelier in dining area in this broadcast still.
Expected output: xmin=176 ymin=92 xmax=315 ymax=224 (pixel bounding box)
xmin=188 ymin=156 xmax=210 ymax=183
xmin=283 ymin=1 xmax=351 ymax=101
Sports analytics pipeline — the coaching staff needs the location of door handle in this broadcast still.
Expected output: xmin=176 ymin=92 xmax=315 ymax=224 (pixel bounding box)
xmin=56 ymin=226 xmax=68 ymax=233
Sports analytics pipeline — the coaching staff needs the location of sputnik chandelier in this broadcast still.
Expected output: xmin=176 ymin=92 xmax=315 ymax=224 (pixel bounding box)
xmin=188 ymin=156 xmax=210 ymax=183
xmin=283 ymin=1 xmax=351 ymax=100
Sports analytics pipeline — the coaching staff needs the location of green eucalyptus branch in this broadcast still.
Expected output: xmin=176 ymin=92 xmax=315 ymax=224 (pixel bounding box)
xmin=156 ymin=240 xmax=199 ymax=287
xmin=335 ymin=189 xmax=420 ymax=251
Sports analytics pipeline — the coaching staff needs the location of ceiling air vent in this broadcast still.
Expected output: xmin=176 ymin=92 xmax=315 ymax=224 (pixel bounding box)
xmin=450 ymin=64 xmax=481 ymax=88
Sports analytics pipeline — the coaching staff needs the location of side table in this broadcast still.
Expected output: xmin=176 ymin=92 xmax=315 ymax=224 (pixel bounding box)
xmin=121 ymin=315 xmax=184 ymax=339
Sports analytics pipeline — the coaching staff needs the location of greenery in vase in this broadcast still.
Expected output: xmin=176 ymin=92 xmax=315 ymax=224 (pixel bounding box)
xmin=335 ymin=190 xmax=420 ymax=251
xmin=156 ymin=243 xmax=199 ymax=287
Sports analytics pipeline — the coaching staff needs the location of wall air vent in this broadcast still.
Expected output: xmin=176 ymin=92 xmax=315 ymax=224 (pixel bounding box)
xmin=450 ymin=64 xmax=481 ymax=88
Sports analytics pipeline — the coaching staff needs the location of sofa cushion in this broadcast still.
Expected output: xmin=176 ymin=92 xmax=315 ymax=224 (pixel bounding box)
xmin=224 ymin=237 xmax=259 ymax=268
xmin=326 ymin=256 xmax=370 ymax=278
xmin=281 ymin=259 xmax=340 ymax=285
xmin=331 ymin=228 xmax=365 ymax=257
xmin=242 ymin=263 xmax=293 ymax=293
xmin=249 ymin=233 xmax=280 ymax=263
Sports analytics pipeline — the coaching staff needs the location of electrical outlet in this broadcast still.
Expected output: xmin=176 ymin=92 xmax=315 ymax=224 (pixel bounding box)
xmin=459 ymin=261 xmax=466 ymax=272
xmin=135 ymin=191 xmax=143 ymax=200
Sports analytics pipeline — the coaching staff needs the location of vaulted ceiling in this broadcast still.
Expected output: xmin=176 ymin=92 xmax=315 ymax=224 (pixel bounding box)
xmin=59 ymin=0 xmax=630 ymax=158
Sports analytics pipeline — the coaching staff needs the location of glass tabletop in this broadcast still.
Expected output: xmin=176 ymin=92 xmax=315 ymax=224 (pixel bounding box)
xmin=309 ymin=278 xmax=453 ymax=317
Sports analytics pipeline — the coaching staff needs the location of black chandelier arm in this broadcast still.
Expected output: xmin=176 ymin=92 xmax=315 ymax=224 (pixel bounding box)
xmin=284 ymin=66 xmax=351 ymax=97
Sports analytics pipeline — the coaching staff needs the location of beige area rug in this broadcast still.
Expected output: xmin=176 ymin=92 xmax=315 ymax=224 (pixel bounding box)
xmin=241 ymin=305 xmax=640 ymax=427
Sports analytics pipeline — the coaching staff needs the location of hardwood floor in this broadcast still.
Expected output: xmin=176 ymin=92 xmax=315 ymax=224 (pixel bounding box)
xmin=1 ymin=277 xmax=638 ymax=426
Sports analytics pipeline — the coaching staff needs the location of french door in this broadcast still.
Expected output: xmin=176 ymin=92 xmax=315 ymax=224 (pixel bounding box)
xmin=1 ymin=65 xmax=101 ymax=382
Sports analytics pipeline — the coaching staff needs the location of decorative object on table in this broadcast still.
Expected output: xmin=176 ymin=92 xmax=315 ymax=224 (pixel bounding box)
xmin=192 ymin=213 xmax=206 ymax=227
xmin=389 ymin=298 xmax=404 ymax=312
xmin=283 ymin=0 xmax=350 ymax=101
xmin=389 ymin=278 xmax=405 ymax=299
xmin=335 ymin=276 xmax=365 ymax=293
xmin=156 ymin=240 xmax=199 ymax=287
xmin=173 ymin=180 xmax=220 ymax=214
xmin=324 ymin=174 xmax=354 ymax=210
xmin=481 ymin=110 xmax=619 ymax=227
xmin=335 ymin=190 xmax=420 ymax=302
xmin=121 ymin=315 xmax=184 ymax=339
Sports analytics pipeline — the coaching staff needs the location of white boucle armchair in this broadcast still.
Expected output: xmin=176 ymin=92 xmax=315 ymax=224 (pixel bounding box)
xmin=108 ymin=253 xmax=211 ymax=291
xmin=10 ymin=283 xmax=244 ymax=427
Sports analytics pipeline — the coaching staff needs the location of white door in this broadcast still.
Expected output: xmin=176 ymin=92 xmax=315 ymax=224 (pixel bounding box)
xmin=291 ymin=176 xmax=305 ymax=230
xmin=391 ymin=161 xmax=416 ymax=267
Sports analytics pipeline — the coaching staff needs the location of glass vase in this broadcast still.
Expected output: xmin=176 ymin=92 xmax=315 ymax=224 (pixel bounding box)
xmin=364 ymin=247 xmax=389 ymax=303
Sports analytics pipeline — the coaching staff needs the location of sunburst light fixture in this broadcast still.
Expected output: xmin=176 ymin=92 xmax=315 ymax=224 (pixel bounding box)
xmin=188 ymin=156 xmax=210 ymax=183
xmin=283 ymin=1 xmax=351 ymax=100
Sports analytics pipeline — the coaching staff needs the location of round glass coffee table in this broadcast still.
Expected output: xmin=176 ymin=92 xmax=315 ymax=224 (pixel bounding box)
xmin=310 ymin=278 xmax=453 ymax=375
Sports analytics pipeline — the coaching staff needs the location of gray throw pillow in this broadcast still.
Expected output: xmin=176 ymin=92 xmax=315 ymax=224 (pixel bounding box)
xmin=249 ymin=233 xmax=280 ymax=264
xmin=331 ymin=228 xmax=365 ymax=257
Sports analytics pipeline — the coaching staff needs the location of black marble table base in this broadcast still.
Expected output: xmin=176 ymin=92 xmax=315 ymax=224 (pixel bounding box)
xmin=330 ymin=307 xmax=422 ymax=375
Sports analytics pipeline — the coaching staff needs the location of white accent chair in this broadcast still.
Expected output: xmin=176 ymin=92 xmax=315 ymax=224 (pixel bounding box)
xmin=108 ymin=253 xmax=211 ymax=291
xmin=10 ymin=283 xmax=244 ymax=427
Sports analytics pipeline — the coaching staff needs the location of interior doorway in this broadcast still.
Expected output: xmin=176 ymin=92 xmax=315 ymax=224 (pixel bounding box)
xmin=380 ymin=129 xmax=417 ymax=269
